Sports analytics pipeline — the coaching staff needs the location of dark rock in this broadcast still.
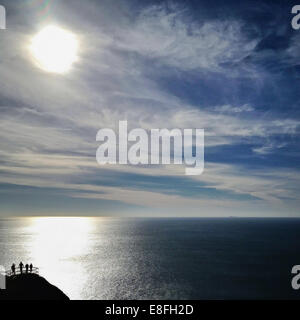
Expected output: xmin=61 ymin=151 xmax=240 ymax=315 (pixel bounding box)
xmin=0 ymin=274 xmax=69 ymax=300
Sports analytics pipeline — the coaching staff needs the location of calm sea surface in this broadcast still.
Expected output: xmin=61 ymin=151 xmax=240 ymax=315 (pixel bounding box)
xmin=0 ymin=217 xmax=300 ymax=300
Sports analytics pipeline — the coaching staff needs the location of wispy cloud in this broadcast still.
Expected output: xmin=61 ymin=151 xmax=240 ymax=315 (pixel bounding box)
xmin=115 ymin=4 xmax=259 ymax=73
xmin=213 ymin=104 xmax=254 ymax=113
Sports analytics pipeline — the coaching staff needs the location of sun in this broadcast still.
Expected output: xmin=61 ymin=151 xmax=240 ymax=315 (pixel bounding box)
xmin=30 ymin=25 xmax=79 ymax=74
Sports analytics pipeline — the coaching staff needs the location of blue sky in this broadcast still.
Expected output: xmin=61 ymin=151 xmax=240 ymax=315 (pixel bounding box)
xmin=0 ymin=0 xmax=299 ymax=217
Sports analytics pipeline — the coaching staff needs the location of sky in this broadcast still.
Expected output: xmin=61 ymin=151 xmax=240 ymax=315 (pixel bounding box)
xmin=0 ymin=0 xmax=300 ymax=217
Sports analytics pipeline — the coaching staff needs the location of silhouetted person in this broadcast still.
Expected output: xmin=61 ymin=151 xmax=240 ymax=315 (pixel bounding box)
xmin=25 ymin=264 xmax=29 ymax=273
xmin=11 ymin=263 xmax=16 ymax=275
xmin=19 ymin=261 xmax=23 ymax=274
xmin=29 ymin=263 xmax=33 ymax=273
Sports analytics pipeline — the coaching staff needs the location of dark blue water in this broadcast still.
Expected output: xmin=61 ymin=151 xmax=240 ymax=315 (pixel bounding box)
xmin=118 ymin=218 xmax=300 ymax=299
xmin=1 ymin=218 xmax=300 ymax=299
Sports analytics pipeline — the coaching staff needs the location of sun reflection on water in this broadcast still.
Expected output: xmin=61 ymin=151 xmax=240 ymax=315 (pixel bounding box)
xmin=27 ymin=217 xmax=96 ymax=299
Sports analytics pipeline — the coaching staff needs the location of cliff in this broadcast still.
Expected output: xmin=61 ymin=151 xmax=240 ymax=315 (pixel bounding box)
xmin=0 ymin=273 xmax=69 ymax=300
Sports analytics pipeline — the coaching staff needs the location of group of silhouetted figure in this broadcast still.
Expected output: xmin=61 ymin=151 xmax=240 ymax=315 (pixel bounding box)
xmin=11 ymin=262 xmax=34 ymax=275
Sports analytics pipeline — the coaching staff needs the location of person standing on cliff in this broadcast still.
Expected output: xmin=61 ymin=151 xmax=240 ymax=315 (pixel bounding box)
xmin=19 ymin=262 xmax=23 ymax=274
xmin=11 ymin=263 xmax=15 ymax=275
xmin=25 ymin=264 xmax=29 ymax=273
xmin=29 ymin=263 xmax=33 ymax=273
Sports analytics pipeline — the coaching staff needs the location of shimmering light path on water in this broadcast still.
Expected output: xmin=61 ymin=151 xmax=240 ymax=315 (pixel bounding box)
xmin=1 ymin=217 xmax=300 ymax=299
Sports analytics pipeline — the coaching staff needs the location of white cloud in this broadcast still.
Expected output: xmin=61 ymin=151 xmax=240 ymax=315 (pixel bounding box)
xmin=213 ymin=104 xmax=254 ymax=113
xmin=115 ymin=5 xmax=259 ymax=72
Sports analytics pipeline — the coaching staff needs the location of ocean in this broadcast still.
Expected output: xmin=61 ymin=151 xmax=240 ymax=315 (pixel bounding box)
xmin=0 ymin=217 xmax=300 ymax=300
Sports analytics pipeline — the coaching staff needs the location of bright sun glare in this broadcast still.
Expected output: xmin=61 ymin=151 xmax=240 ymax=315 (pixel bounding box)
xmin=30 ymin=25 xmax=78 ymax=74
